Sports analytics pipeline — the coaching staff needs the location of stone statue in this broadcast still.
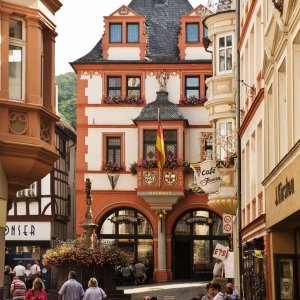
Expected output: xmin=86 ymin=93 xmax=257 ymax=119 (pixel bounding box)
xmin=158 ymin=70 xmax=168 ymax=92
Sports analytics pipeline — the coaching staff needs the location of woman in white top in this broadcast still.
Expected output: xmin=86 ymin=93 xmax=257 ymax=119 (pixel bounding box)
xmin=83 ymin=277 xmax=107 ymax=300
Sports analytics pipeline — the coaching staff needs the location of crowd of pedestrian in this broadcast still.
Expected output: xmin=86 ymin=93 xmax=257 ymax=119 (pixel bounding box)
xmin=3 ymin=260 xmax=44 ymax=300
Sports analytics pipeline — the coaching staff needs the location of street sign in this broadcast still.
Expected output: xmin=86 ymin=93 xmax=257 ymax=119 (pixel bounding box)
xmin=223 ymin=214 xmax=233 ymax=234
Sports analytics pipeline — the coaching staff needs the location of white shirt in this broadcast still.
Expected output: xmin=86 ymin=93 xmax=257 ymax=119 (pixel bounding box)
xmin=30 ymin=264 xmax=41 ymax=275
xmin=83 ymin=287 xmax=106 ymax=300
xmin=13 ymin=265 xmax=25 ymax=277
xmin=213 ymin=261 xmax=224 ymax=277
xmin=214 ymin=292 xmax=224 ymax=300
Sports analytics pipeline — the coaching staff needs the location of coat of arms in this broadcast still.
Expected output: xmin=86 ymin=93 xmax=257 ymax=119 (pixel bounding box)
xmin=163 ymin=171 xmax=177 ymax=185
xmin=143 ymin=171 xmax=157 ymax=185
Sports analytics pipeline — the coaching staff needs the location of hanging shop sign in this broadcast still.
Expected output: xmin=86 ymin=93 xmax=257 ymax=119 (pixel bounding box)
xmin=110 ymin=215 xmax=143 ymax=224
xmin=213 ymin=242 xmax=229 ymax=261
xmin=275 ymin=177 xmax=295 ymax=206
xmin=5 ymin=222 xmax=51 ymax=241
xmin=223 ymin=214 xmax=233 ymax=234
xmin=192 ymin=160 xmax=222 ymax=194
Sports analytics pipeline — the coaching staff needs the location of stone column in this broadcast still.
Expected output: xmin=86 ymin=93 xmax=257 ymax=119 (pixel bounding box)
xmin=155 ymin=210 xmax=168 ymax=282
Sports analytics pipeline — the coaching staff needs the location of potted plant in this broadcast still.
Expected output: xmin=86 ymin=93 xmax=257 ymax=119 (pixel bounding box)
xmin=164 ymin=155 xmax=180 ymax=169
xmin=129 ymin=162 xmax=138 ymax=175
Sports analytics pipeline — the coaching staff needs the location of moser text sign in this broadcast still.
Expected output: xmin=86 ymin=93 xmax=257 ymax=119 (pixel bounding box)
xmin=275 ymin=177 xmax=295 ymax=206
xmin=5 ymin=222 xmax=51 ymax=241
xmin=193 ymin=160 xmax=222 ymax=194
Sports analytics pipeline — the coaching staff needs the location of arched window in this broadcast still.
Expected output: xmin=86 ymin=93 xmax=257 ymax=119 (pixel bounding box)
xmin=172 ymin=209 xmax=229 ymax=280
xmin=99 ymin=208 xmax=153 ymax=263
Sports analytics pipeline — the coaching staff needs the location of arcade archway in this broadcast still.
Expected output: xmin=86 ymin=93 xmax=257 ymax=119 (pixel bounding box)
xmin=172 ymin=209 xmax=229 ymax=280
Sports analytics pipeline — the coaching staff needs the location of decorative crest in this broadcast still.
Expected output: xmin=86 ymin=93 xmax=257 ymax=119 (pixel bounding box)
xmin=118 ymin=7 xmax=130 ymax=15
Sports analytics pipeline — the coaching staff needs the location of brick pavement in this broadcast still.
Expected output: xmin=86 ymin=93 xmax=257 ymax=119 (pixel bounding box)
xmin=119 ymin=281 xmax=209 ymax=300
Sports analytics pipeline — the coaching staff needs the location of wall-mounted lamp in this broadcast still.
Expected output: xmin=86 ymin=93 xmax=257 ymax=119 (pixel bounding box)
xmin=239 ymin=80 xmax=256 ymax=98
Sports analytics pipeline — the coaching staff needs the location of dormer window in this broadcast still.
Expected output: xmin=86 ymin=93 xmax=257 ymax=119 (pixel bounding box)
xmin=127 ymin=23 xmax=139 ymax=43
xmin=109 ymin=24 xmax=122 ymax=43
xmin=186 ymin=23 xmax=199 ymax=43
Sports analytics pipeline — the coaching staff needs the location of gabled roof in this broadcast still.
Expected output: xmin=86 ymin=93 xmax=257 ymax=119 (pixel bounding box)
xmin=73 ymin=0 xmax=194 ymax=64
xmin=133 ymin=92 xmax=187 ymax=124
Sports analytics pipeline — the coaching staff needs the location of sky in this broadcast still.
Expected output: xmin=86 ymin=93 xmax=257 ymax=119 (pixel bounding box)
xmin=55 ymin=0 xmax=207 ymax=75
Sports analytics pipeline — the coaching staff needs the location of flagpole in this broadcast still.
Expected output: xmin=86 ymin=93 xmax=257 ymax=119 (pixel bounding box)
xmin=158 ymin=108 xmax=161 ymax=188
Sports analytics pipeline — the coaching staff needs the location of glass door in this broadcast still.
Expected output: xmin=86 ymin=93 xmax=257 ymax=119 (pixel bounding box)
xmin=275 ymin=255 xmax=298 ymax=300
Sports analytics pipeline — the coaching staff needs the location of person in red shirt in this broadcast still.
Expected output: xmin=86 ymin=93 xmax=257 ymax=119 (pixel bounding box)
xmin=25 ymin=278 xmax=47 ymax=300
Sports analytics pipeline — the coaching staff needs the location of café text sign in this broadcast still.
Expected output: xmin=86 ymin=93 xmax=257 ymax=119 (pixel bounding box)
xmin=5 ymin=222 xmax=51 ymax=241
xmin=275 ymin=177 xmax=295 ymax=206
xmin=193 ymin=160 xmax=222 ymax=194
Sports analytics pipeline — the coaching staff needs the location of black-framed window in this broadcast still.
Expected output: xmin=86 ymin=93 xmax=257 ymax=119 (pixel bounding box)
xmin=185 ymin=76 xmax=200 ymax=98
xmin=106 ymin=137 xmax=121 ymax=166
xmin=186 ymin=23 xmax=199 ymax=43
xmin=143 ymin=130 xmax=177 ymax=160
xmin=107 ymin=76 xmax=121 ymax=97
xmin=109 ymin=23 xmax=122 ymax=43
xmin=127 ymin=76 xmax=141 ymax=97
xmin=205 ymin=138 xmax=213 ymax=160
xmin=127 ymin=23 xmax=139 ymax=43
xmin=99 ymin=208 xmax=153 ymax=263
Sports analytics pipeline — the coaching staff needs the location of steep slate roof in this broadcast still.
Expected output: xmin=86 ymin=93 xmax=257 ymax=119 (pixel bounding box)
xmin=128 ymin=0 xmax=193 ymax=62
xmin=73 ymin=0 xmax=193 ymax=64
xmin=133 ymin=92 xmax=187 ymax=124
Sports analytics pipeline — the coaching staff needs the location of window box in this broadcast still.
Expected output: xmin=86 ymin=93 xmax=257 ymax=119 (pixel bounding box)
xmin=103 ymin=95 xmax=143 ymax=105
xmin=181 ymin=96 xmax=207 ymax=106
xmin=104 ymin=161 xmax=123 ymax=173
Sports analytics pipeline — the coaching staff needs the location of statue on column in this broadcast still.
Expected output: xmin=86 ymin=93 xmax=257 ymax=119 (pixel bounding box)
xmin=158 ymin=70 xmax=168 ymax=92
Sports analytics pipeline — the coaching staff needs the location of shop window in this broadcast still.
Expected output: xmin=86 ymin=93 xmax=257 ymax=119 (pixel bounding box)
xmin=127 ymin=76 xmax=141 ymax=97
xmin=186 ymin=23 xmax=199 ymax=43
xmin=109 ymin=23 xmax=122 ymax=43
xmin=143 ymin=130 xmax=177 ymax=160
xmin=106 ymin=137 xmax=121 ymax=167
xmin=185 ymin=76 xmax=200 ymax=98
xmin=99 ymin=208 xmax=153 ymax=263
xmin=217 ymin=34 xmax=233 ymax=74
xmin=107 ymin=76 xmax=122 ymax=97
xmin=9 ymin=18 xmax=25 ymax=100
xmin=127 ymin=23 xmax=139 ymax=43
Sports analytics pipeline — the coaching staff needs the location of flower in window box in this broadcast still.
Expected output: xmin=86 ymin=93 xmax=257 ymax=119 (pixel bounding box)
xmin=103 ymin=95 xmax=123 ymax=104
xmin=164 ymin=155 xmax=180 ymax=169
xmin=181 ymin=96 xmax=207 ymax=106
xmin=139 ymin=159 xmax=158 ymax=169
xmin=104 ymin=161 xmax=122 ymax=173
xmin=104 ymin=95 xmax=143 ymax=105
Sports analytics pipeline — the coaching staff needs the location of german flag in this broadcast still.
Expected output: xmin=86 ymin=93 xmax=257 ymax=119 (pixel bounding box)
xmin=156 ymin=119 xmax=165 ymax=169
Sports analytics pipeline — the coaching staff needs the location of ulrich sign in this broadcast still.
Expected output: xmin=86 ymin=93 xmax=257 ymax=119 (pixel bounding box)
xmin=5 ymin=222 xmax=51 ymax=241
xmin=275 ymin=178 xmax=295 ymax=206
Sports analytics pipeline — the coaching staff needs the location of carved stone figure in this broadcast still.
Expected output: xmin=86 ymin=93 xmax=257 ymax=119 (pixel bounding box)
xmin=158 ymin=70 xmax=168 ymax=92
